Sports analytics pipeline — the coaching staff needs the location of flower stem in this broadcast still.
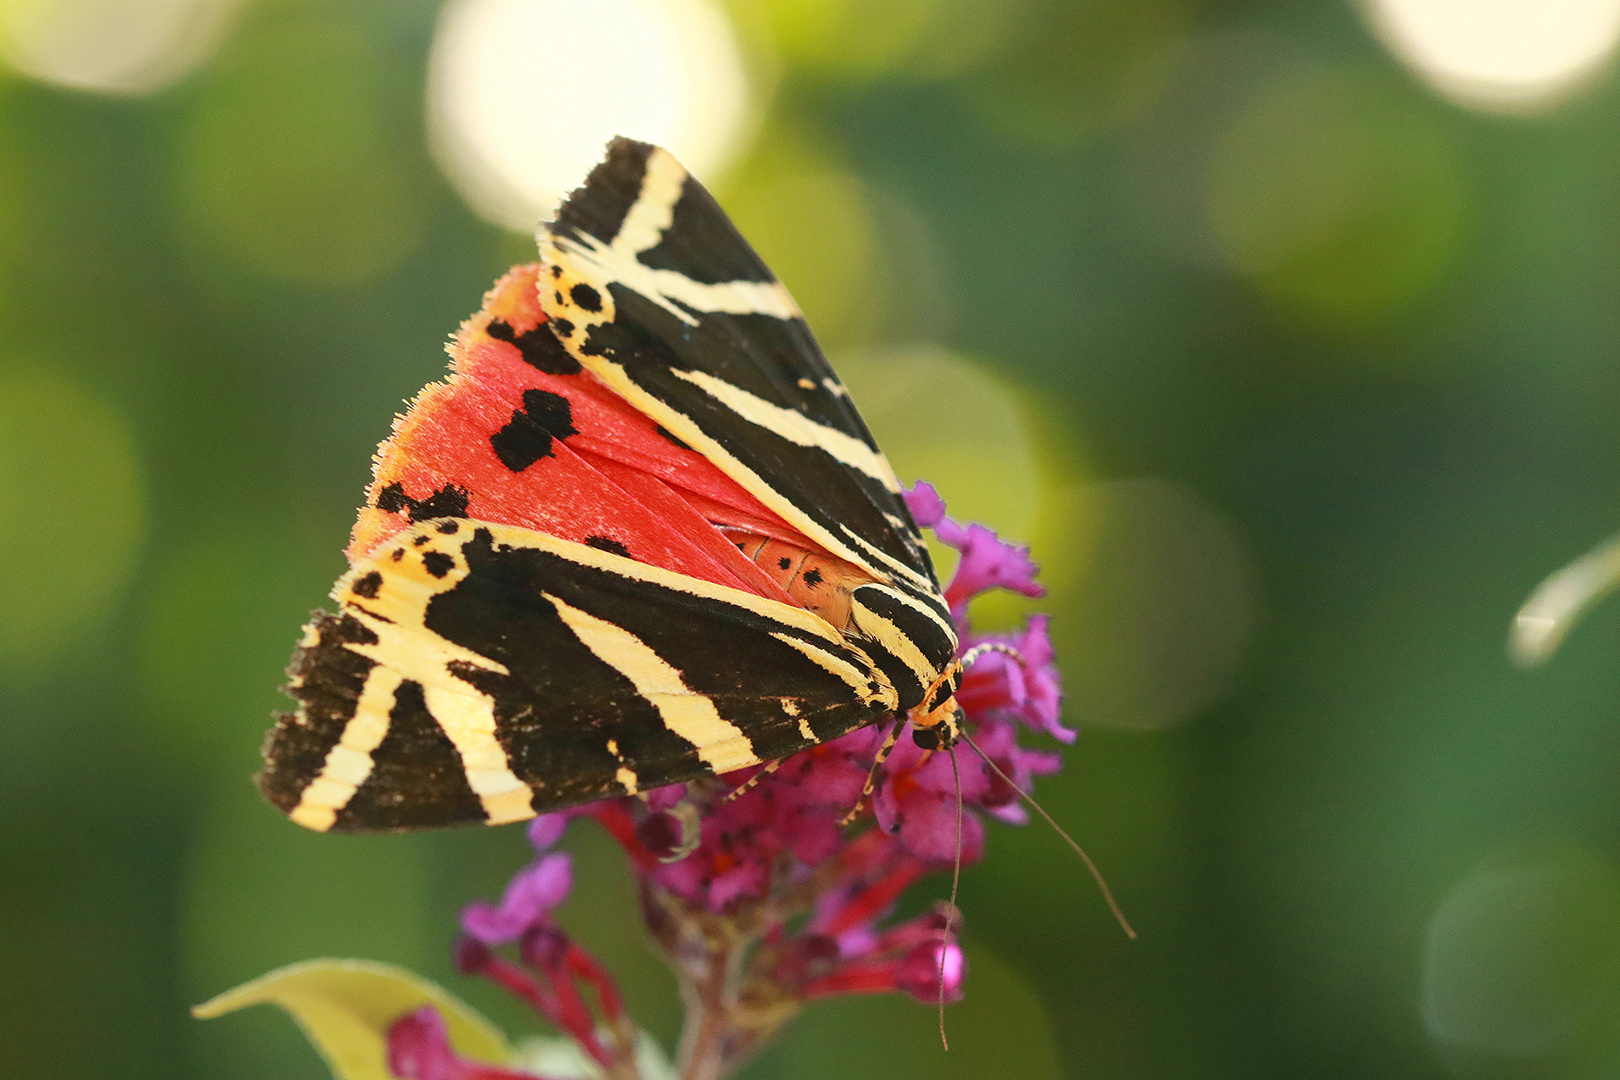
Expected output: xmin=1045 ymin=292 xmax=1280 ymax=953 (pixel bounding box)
xmin=674 ymin=943 xmax=737 ymax=1080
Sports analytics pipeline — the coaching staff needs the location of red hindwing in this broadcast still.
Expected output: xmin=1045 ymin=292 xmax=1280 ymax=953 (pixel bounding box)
xmin=348 ymin=264 xmax=815 ymax=602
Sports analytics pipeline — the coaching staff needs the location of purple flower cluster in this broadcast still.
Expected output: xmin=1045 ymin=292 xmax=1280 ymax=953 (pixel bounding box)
xmin=388 ymin=485 xmax=1068 ymax=1080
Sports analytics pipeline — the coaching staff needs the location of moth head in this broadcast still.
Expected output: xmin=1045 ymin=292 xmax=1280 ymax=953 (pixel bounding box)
xmin=909 ymin=699 xmax=962 ymax=750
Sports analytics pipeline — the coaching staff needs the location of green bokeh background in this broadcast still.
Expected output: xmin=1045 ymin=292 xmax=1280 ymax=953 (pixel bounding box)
xmin=6 ymin=1 xmax=1620 ymax=1078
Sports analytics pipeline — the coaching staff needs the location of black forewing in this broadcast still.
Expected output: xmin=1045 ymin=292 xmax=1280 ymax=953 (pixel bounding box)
xmin=540 ymin=137 xmax=940 ymax=596
xmin=263 ymin=519 xmax=898 ymax=831
xmin=433 ymin=526 xmax=893 ymax=805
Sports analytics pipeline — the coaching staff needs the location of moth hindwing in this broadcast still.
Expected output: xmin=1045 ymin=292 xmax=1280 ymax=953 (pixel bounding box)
xmin=261 ymin=139 xmax=963 ymax=833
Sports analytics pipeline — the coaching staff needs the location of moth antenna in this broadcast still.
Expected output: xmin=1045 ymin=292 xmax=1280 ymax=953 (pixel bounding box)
xmin=840 ymin=720 xmax=901 ymax=826
xmin=959 ymin=732 xmax=1136 ymax=940
xmin=938 ymin=745 xmax=964 ymax=1051
xmin=960 ymin=641 xmax=1025 ymax=667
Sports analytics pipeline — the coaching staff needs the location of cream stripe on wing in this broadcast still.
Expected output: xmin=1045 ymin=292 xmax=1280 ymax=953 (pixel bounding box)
xmin=337 ymin=534 xmax=533 ymax=826
xmin=769 ymin=632 xmax=898 ymax=710
xmin=605 ymin=738 xmax=639 ymax=795
xmin=552 ymin=232 xmax=802 ymax=328
xmin=669 ymin=368 xmax=899 ymax=490
xmin=547 ymin=147 xmax=799 ymax=329
xmin=544 ymin=591 xmax=759 ymax=774
xmin=854 ymin=576 xmax=954 ymax=639
xmin=837 ymin=525 xmax=940 ymax=595
xmin=613 ymin=146 xmax=686 ymax=255
xmin=480 ymin=522 xmax=852 ymax=641
xmin=421 ymin=681 xmax=534 ymax=825
xmin=289 ymin=666 xmax=403 ymax=832
xmin=849 ymin=597 xmax=938 ymax=691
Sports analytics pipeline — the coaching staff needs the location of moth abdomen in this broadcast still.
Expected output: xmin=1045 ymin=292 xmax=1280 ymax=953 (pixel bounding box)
xmin=722 ymin=528 xmax=872 ymax=629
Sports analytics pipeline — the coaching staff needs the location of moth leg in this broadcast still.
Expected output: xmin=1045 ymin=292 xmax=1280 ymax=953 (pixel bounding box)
xmin=719 ymin=756 xmax=787 ymax=804
xmin=840 ymin=720 xmax=901 ymax=826
xmin=655 ymin=800 xmax=703 ymax=863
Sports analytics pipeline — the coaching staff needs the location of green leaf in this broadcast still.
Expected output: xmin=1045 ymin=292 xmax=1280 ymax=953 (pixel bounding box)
xmin=192 ymin=958 xmax=514 ymax=1080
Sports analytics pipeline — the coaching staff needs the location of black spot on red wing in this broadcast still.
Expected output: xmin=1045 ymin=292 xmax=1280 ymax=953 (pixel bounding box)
xmin=654 ymin=425 xmax=691 ymax=451
xmin=802 ymin=567 xmax=824 ymax=589
xmin=352 ymin=571 xmax=383 ymax=599
xmin=375 ymin=482 xmax=411 ymax=514
xmin=585 ymin=535 xmax=631 ymax=557
xmin=422 ymin=551 xmax=454 ymax=578
xmin=778 ymin=556 xmax=792 ymax=570
xmin=490 ymin=388 xmax=578 ymax=472
xmin=413 ymin=484 xmax=469 ymax=520
xmin=374 ymin=482 xmax=469 ymax=522
xmin=570 ymin=283 xmax=602 ymax=312
xmin=485 ymin=319 xmax=582 ymax=375
xmin=552 ymin=318 xmax=575 ymax=338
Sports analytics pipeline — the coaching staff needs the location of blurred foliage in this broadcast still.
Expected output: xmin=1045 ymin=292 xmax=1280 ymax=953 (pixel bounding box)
xmin=6 ymin=1 xmax=1620 ymax=1079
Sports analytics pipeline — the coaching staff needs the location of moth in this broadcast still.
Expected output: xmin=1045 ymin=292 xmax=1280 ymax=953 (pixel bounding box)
xmin=260 ymin=138 xmax=965 ymax=833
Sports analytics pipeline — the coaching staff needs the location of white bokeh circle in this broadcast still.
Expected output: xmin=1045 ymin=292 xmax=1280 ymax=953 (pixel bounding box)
xmin=0 ymin=0 xmax=239 ymax=96
xmin=1364 ymin=0 xmax=1620 ymax=111
xmin=428 ymin=0 xmax=758 ymax=232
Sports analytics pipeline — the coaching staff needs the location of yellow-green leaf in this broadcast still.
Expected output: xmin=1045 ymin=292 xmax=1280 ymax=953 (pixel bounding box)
xmin=192 ymin=958 xmax=513 ymax=1080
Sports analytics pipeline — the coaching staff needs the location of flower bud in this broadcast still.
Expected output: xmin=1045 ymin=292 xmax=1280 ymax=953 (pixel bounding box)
xmin=518 ymin=924 xmax=569 ymax=971
xmin=894 ymin=941 xmax=966 ymax=1005
xmin=452 ymin=935 xmax=491 ymax=975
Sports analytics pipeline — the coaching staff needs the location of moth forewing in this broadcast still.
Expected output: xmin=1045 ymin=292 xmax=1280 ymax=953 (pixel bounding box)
xmin=261 ymin=519 xmax=901 ymax=832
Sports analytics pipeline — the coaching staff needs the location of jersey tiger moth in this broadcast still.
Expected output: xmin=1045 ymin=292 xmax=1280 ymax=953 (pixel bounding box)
xmin=260 ymin=138 xmax=967 ymax=833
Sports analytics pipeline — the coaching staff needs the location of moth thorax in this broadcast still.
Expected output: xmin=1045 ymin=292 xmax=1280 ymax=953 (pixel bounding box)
xmin=847 ymin=583 xmax=959 ymax=714
xmin=722 ymin=529 xmax=875 ymax=630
